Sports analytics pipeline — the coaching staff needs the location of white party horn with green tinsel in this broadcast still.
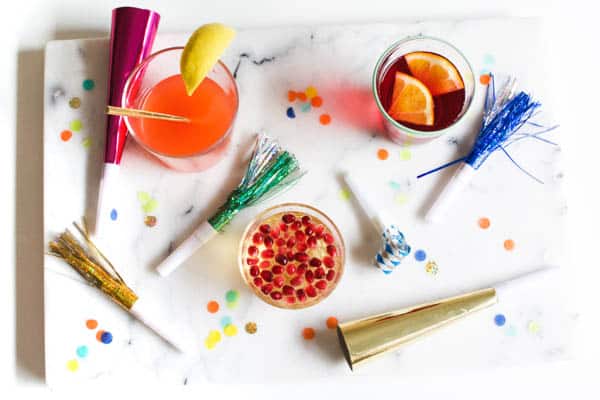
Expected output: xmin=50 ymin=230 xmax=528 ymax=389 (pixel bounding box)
xmin=156 ymin=133 xmax=305 ymax=277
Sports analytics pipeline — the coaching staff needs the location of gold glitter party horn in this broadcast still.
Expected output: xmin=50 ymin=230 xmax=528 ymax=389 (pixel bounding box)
xmin=48 ymin=220 xmax=189 ymax=352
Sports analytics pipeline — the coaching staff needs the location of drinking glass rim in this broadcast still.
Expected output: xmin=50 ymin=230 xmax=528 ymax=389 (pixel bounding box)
xmin=371 ymin=35 xmax=475 ymax=138
xmin=121 ymin=46 xmax=239 ymax=159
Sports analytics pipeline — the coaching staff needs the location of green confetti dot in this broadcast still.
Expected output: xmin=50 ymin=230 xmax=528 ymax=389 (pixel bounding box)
xmin=483 ymin=54 xmax=495 ymax=65
xmin=82 ymin=137 xmax=91 ymax=149
xmin=70 ymin=119 xmax=82 ymax=132
xmin=339 ymin=188 xmax=351 ymax=201
xmin=399 ymin=148 xmax=412 ymax=161
xmin=142 ymin=198 xmax=158 ymax=214
xmin=388 ymin=181 xmax=402 ymax=191
xmin=300 ymin=102 xmax=311 ymax=112
xmin=82 ymin=79 xmax=95 ymax=91
xmin=225 ymin=289 xmax=239 ymax=303
xmin=76 ymin=345 xmax=88 ymax=358
xmin=226 ymin=299 xmax=238 ymax=310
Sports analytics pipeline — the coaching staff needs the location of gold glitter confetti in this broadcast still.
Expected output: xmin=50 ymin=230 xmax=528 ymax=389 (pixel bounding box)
xmin=69 ymin=97 xmax=81 ymax=109
xmin=245 ymin=322 xmax=257 ymax=334
xmin=425 ymin=260 xmax=438 ymax=275
xmin=144 ymin=215 xmax=157 ymax=227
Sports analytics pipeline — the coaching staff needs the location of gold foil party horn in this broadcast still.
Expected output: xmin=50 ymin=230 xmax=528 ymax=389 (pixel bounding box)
xmin=336 ymin=267 xmax=557 ymax=370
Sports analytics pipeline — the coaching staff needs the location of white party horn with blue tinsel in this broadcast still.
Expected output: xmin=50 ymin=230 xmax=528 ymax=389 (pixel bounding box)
xmin=343 ymin=172 xmax=411 ymax=274
xmin=419 ymin=74 xmax=558 ymax=223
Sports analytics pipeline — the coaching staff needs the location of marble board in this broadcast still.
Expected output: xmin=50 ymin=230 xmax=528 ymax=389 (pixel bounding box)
xmin=44 ymin=18 xmax=574 ymax=386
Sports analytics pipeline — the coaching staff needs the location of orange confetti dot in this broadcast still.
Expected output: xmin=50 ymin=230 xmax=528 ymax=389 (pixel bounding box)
xmin=207 ymin=300 xmax=220 ymax=313
xmin=319 ymin=114 xmax=331 ymax=125
xmin=310 ymin=96 xmax=323 ymax=107
xmin=96 ymin=330 xmax=105 ymax=342
xmin=504 ymin=239 xmax=515 ymax=251
xmin=302 ymin=327 xmax=315 ymax=340
xmin=60 ymin=130 xmax=72 ymax=141
xmin=377 ymin=148 xmax=389 ymax=160
xmin=480 ymin=74 xmax=491 ymax=85
xmin=86 ymin=319 xmax=98 ymax=329
xmin=287 ymin=90 xmax=296 ymax=102
xmin=478 ymin=217 xmax=491 ymax=229
xmin=297 ymin=92 xmax=307 ymax=102
xmin=326 ymin=317 xmax=338 ymax=330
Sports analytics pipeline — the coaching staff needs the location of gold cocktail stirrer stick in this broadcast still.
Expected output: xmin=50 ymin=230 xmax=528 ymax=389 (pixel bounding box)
xmin=106 ymin=105 xmax=190 ymax=122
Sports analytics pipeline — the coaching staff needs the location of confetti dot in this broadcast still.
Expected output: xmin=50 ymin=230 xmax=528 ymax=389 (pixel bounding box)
xmin=76 ymin=345 xmax=88 ymax=358
xmin=225 ymin=290 xmax=239 ymax=303
xmin=82 ymin=79 xmax=95 ymax=91
xmin=528 ymin=320 xmax=540 ymax=334
xmin=503 ymin=239 xmax=515 ymax=251
xmin=86 ymin=319 xmax=98 ymax=329
xmin=220 ymin=316 xmax=232 ymax=328
xmin=223 ymin=324 xmax=238 ymax=337
xmin=494 ymin=314 xmax=506 ymax=326
xmin=142 ymin=199 xmax=158 ymax=214
xmin=144 ymin=215 xmax=157 ymax=227
xmin=100 ymin=331 xmax=113 ymax=344
xmin=207 ymin=300 xmax=219 ymax=313
xmin=287 ymin=90 xmax=296 ymax=102
xmin=483 ymin=54 xmax=495 ymax=65
xmin=425 ymin=261 xmax=438 ymax=275
xmin=305 ymin=86 xmax=318 ymax=99
xmin=226 ymin=300 xmax=238 ymax=309
xmin=286 ymin=107 xmax=296 ymax=119
xmin=66 ymin=359 xmax=79 ymax=372
xmin=245 ymin=322 xmax=257 ymax=334
xmin=208 ymin=330 xmax=221 ymax=342
xmin=395 ymin=193 xmax=409 ymax=205
xmin=69 ymin=97 xmax=81 ymax=109
xmin=478 ymin=217 xmax=491 ymax=229
xmin=505 ymin=325 xmax=517 ymax=336
xmin=302 ymin=327 xmax=315 ymax=340
xmin=60 ymin=130 xmax=72 ymax=142
xmin=377 ymin=148 xmax=389 ymax=160
xmin=326 ymin=317 xmax=338 ymax=330
xmin=204 ymin=338 xmax=217 ymax=349
xmin=479 ymin=74 xmax=491 ymax=85
xmin=311 ymin=96 xmax=323 ymax=107
xmin=297 ymin=92 xmax=307 ymax=102
xmin=110 ymin=209 xmax=118 ymax=221
xmin=399 ymin=148 xmax=411 ymax=161
xmin=319 ymin=113 xmax=331 ymax=125
xmin=137 ymin=191 xmax=151 ymax=203
xmin=339 ymin=188 xmax=351 ymax=201
xmin=300 ymin=102 xmax=311 ymax=112
xmin=96 ymin=330 xmax=105 ymax=342
xmin=70 ymin=119 xmax=82 ymax=132
xmin=414 ymin=249 xmax=427 ymax=262
xmin=82 ymin=137 xmax=91 ymax=149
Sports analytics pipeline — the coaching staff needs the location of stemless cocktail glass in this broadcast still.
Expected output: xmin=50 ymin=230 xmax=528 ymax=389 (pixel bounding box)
xmin=373 ymin=36 xmax=475 ymax=143
xmin=239 ymin=203 xmax=345 ymax=310
xmin=123 ymin=47 xmax=239 ymax=171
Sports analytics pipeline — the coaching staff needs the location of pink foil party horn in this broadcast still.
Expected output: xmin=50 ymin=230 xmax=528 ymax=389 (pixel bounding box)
xmin=95 ymin=7 xmax=160 ymax=235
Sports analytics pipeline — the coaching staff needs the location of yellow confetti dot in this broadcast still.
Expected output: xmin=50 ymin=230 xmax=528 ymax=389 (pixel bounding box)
xmin=70 ymin=119 xmax=82 ymax=132
xmin=305 ymin=86 xmax=318 ymax=99
xmin=204 ymin=338 xmax=217 ymax=350
xmin=223 ymin=324 xmax=238 ymax=337
xmin=399 ymin=148 xmax=412 ymax=161
xmin=66 ymin=359 xmax=79 ymax=372
xmin=395 ymin=193 xmax=408 ymax=205
xmin=208 ymin=330 xmax=221 ymax=342
xmin=339 ymin=188 xmax=351 ymax=201
xmin=528 ymin=321 xmax=540 ymax=334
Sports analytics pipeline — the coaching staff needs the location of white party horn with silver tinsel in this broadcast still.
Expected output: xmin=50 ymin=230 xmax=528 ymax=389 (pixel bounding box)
xmin=343 ymin=173 xmax=411 ymax=274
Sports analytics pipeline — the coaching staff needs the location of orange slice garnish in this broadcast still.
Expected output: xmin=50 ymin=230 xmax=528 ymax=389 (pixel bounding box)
xmin=405 ymin=52 xmax=464 ymax=96
xmin=387 ymin=72 xmax=434 ymax=126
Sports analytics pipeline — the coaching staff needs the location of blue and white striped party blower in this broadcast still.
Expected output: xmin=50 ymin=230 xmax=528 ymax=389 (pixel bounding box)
xmin=343 ymin=173 xmax=411 ymax=274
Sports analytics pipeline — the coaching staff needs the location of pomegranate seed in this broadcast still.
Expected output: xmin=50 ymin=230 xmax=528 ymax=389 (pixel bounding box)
xmin=261 ymin=249 xmax=275 ymax=258
xmin=264 ymin=236 xmax=274 ymax=248
xmin=282 ymin=285 xmax=294 ymax=295
xmin=295 ymin=252 xmax=309 ymax=262
xmin=301 ymin=215 xmax=311 ymax=226
xmin=286 ymin=250 xmax=295 ymax=260
xmin=290 ymin=276 xmax=303 ymax=286
xmin=275 ymin=254 xmax=288 ymax=265
xmin=315 ymin=280 xmax=327 ymax=290
xmin=309 ymin=257 xmax=322 ymax=267
xmin=305 ymin=270 xmax=314 ymax=283
xmin=277 ymin=246 xmax=286 ymax=255
xmin=306 ymin=285 xmax=317 ymax=297
xmin=286 ymin=238 xmax=296 ymax=248
xmin=247 ymin=257 xmax=258 ymax=266
xmin=291 ymin=221 xmax=302 ymax=230
xmin=305 ymin=226 xmax=314 ymax=236
xmin=273 ymin=276 xmax=284 ymax=287
xmin=270 ymin=291 xmax=282 ymax=300
xmin=279 ymin=222 xmax=288 ymax=232
xmin=296 ymin=289 xmax=306 ymax=302
xmin=323 ymin=256 xmax=335 ymax=268
xmin=249 ymin=266 xmax=259 ymax=277
xmin=261 ymin=283 xmax=273 ymax=294
xmin=314 ymin=267 xmax=325 ymax=279
xmin=282 ymin=214 xmax=296 ymax=224
xmin=326 ymin=245 xmax=337 ymax=257
xmin=260 ymin=270 xmax=273 ymax=282
xmin=296 ymin=263 xmax=307 ymax=275
xmin=326 ymin=270 xmax=335 ymax=281
xmin=272 ymin=265 xmax=284 ymax=275
xmin=259 ymin=260 xmax=271 ymax=269
xmin=270 ymin=227 xmax=280 ymax=238
xmin=295 ymin=231 xmax=306 ymax=242
xmin=323 ymin=233 xmax=334 ymax=244
xmin=253 ymin=277 xmax=263 ymax=286
xmin=276 ymin=238 xmax=286 ymax=247
xmin=259 ymin=224 xmax=271 ymax=234
xmin=307 ymin=237 xmax=317 ymax=248
xmin=248 ymin=245 xmax=258 ymax=256
xmin=286 ymin=264 xmax=296 ymax=274
xmin=252 ymin=232 xmax=264 ymax=244
xmin=285 ymin=296 xmax=296 ymax=304
xmin=296 ymin=242 xmax=308 ymax=252
xmin=314 ymin=225 xmax=325 ymax=235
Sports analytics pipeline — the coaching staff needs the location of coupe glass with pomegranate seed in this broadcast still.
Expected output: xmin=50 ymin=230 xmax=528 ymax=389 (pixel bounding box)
xmin=239 ymin=203 xmax=345 ymax=309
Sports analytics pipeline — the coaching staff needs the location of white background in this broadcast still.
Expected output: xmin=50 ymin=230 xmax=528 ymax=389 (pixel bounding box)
xmin=1 ymin=0 xmax=599 ymax=397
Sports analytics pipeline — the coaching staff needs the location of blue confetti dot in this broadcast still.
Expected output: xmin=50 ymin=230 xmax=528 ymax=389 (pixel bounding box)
xmin=82 ymin=79 xmax=95 ymax=91
xmin=110 ymin=209 xmax=118 ymax=221
xmin=100 ymin=331 xmax=113 ymax=344
xmin=220 ymin=316 xmax=232 ymax=328
xmin=76 ymin=345 xmax=88 ymax=358
xmin=286 ymin=107 xmax=296 ymax=119
xmin=494 ymin=314 xmax=506 ymax=327
xmin=414 ymin=249 xmax=427 ymax=262
xmin=382 ymin=269 xmax=392 ymax=275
